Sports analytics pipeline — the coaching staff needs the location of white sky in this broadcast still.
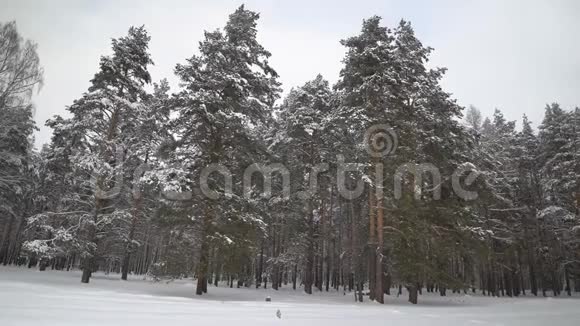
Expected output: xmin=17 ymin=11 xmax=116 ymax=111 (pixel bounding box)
xmin=1 ymin=0 xmax=579 ymax=148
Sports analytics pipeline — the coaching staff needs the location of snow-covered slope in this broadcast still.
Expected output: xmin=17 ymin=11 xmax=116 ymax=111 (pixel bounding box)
xmin=1 ymin=267 xmax=578 ymax=326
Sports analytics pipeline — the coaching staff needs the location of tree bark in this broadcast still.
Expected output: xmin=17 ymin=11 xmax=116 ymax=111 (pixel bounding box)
xmin=122 ymin=180 xmax=144 ymax=280
xmin=319 ymin=197 xmax=325 ymax=292
xmin=196 ymin=205 xmax=211 ymax=295
xmin=292 ymin=264 xmax=297 ymax=290
xmin=368 ymin=158 xmax=385 ymax=303
xmin=0 ymin=214 xmax=15 ymax=264
xmin=375 ymin=188 xmax=384 ymax=304
xmin=407 ymin=284 xmax=418 ymax=304
xmin=81 ymin=201 xmax=99 ymax=284
xmin=7 ymin=214 xmax=26 ymax=265
xmin=81 ymin=260 xmax=92 ymax=282
xmin=565 ymin=267 xmax=571 ymax=296
xmin=368 ymin=188 xmax=376 ymax=301
xmin=256 ymin=239 xmax=264 ymax=288
xmin=305 ymin=204 xmax=315 ymax=294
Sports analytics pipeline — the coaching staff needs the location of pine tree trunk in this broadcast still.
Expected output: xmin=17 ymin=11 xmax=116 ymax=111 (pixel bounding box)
xmin=278 ymin=271 xmax=283 ymax=288
xmin=120 ymin=228 xmax=132 ymax=281
xmin=349 ymin=199 xmax=356 ymax=293
xmin=195 ymin=269 xmax=205 ymax=295
xmin=305 ymin=206 xmax=315 ymax=294
xmin=326 ymin=187 xmax=334 ymax=292
xmin=375 ymin=188 xmax=384 ymax=304
xmin=81 ymin=202 xmax=99 ymax=284
xmin=504 ymin=267 xmax=512 ymax=297
xmin=356 ymin=282 xmax=363 ymax=302
xmin=272 ymin=265 xmax=279 ymax=290
xmin=368 ymin=188 xmax=376 ymax=301
xmin=81 ymin=261 xmax=91 ymax=282
xmin=121 ymin=253 xmax=130 ymax=281
xmin=39 ymin=258 xmax=47 ymax=271
xmin=263 ymin=275 xmax=267 ymax=289
xmin=0 ymin=214 xmax=15 ymax=264
xmin=314 ymin=247 xmax=319 ymax=290
xmin=325 ymin=258 xmax=330 ymax=292
xmin=271 ymin=219 xmax=278 ymax=291
xmin=530 ymin=260 xmax=538 ymax=296
xmin=196 ymin=206 xmax=211 ymax=295
xmin=320 ymin=198 xmax=327 ymax=292
xmin=214 ymin=259 xmax=220 ymax=287
xmin=407 ymin=284 xmax=418 ymax=304
xmin=565 ymin=267 xmax=571 ymax=296
xmin=384 ymin=272 xmax=391 ymax=295
xmin=256 ymin=239 xmax=264 ymax=288
xmin=292 ymin=264 xmax=297 ymax=290
xmin=122 ymin=194 xmax=142 ymax=281
xmin=7 ymin=214 xmax=26 ymax=266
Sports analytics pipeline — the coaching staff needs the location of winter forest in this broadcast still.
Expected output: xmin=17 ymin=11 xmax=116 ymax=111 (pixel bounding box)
xmin=1 ymin=3 xmax=579 ymax=322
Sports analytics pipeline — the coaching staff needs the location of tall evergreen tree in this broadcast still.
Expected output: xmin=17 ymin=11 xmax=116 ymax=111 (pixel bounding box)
xmin=170 ymin=5 xmax=280 ymax=295
xmin=0 ymin=21 xmax=43 ymax=265
xmin=26 ymin=26 xmax=153 ymax=283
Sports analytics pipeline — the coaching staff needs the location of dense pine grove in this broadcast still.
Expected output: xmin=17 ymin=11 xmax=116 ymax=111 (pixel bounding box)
xmin=1 ymin=6 xmax=579 ymax=305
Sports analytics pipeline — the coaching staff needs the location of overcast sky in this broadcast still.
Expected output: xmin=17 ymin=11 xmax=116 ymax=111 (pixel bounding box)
xmin=1 ymin=0 xmax=579 ymax=148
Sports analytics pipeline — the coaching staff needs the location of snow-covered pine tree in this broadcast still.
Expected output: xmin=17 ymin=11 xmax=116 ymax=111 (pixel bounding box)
xmin=170 ymin=5 xmax=280 ymax=295
xmin=537 ymin=104 xmax=579 ymax=294
xmin=477 ymin=109 xmax=525 ymax=297
xmin=0 ymin=21 xmax=43 ymax=265
xmin=26 ymin=26 xmax=154 ymax=283
xmin=334 ymin=17 xmax=475 ymax=304
xmin=513 ymin=115 xmax=542 ymax=295
xmin=118 ymin=78 xmax=171 ymax=280
xmin=335 ymin=15 xmax=396 ymax=303
xmin=387 ymin=20 xmax=475 ymax=304
xmin=271 ymin=75 xmax=333 ymax=293
xmin=464 ymin=105 xmax=483 ymax=133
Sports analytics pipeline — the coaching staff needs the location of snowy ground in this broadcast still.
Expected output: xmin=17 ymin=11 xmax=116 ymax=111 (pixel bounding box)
xmin=1 ymin=267 xmax=579 ymax=325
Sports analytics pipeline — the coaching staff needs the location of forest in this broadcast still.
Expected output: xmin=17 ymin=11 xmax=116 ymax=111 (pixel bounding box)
xmin=0 ymin=5 xmax=578 ymax=306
